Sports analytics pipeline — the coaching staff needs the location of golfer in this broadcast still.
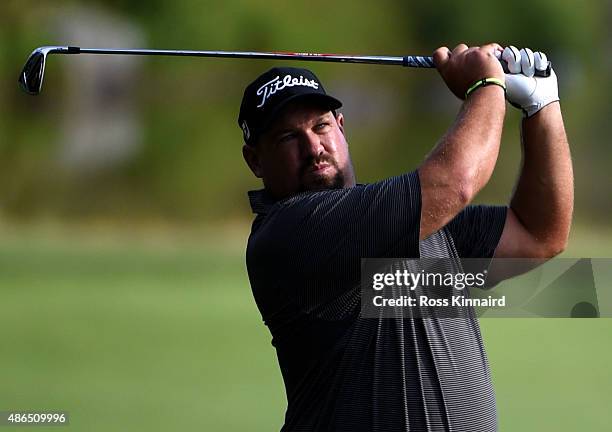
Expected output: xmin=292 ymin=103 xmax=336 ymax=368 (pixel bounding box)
xmin=239 ymin=43 xmax=573 ymax=431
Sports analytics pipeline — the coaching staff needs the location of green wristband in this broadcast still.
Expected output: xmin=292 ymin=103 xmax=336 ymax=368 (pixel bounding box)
xmin=465 ymin=77 xmax=506 ymax=98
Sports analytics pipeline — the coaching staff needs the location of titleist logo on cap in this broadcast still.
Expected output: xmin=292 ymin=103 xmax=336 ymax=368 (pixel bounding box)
xmin=256 ymin=74 xmax=319 ymax=108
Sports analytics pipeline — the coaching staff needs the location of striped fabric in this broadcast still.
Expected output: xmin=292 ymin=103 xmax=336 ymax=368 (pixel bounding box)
xmin=246 ymin=171 xmax=508 ymax=432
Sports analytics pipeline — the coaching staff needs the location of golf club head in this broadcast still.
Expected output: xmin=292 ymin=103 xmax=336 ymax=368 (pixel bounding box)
xmin=19 ymin=47 xmax=50 ymax=95
xmin=18 ymin=46 xmax=75 ymax=95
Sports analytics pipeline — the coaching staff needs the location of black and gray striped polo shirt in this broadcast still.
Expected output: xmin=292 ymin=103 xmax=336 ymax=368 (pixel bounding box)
xmin=246 ymin=170 xmax=507 ymax=432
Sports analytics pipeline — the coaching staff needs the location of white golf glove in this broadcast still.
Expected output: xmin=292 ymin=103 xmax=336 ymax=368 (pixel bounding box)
xmin=499 ymin=46 xmax=559 ymax=117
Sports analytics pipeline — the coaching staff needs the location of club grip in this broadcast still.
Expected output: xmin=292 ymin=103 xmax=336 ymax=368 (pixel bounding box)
xmin=403 ymin=55 xmax=552 ymax=77
xmin=402 ymin=56 xmax=435 ymax=68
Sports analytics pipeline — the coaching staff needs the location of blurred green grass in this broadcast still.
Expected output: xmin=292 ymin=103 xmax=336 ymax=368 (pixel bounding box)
xmin=0 ymin=223 xmax=610 ymax=431
xmin=0 ymin=224 xmax=285 ymax=431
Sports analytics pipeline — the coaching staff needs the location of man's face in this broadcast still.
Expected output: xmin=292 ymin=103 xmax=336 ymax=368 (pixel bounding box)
xmin=243 ymin=100 xmax=356 ymax=198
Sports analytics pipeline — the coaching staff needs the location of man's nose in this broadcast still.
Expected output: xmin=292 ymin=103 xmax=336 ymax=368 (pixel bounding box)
xmin=300 ymin=131 xmax=325 ymax=159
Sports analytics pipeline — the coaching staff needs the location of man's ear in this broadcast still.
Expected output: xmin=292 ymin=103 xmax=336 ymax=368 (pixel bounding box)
xmin=335 ymin=112 xmax=345 ymax=135
xmin=243 ymin=144 xmax=263 ymax=178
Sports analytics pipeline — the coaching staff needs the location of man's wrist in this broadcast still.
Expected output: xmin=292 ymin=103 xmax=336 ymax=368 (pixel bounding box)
xmin=523 ymin=100 xmax=561 ymax=125
xmin=464 ymin=84 xmax=507 ymax=106
xmin=465 ymin=77 xmax=506 ymax=99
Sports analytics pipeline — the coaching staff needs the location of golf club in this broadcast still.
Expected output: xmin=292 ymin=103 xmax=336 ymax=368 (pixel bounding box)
xmin=18 ymin=45 xmax=552 ymax=95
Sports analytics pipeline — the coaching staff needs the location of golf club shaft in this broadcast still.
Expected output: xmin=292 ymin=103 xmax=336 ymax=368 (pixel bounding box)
xmin=51 ymin=46 xmax=435 ymax=68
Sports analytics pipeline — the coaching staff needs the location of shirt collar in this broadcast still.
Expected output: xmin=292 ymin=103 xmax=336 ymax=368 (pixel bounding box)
xmin=248 ymin=184 xmax=363 ymax=215
xmin=248 ymin=189 xmax=278 ymax=215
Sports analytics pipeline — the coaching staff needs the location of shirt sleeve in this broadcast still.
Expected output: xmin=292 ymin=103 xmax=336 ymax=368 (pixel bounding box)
xmin=446 ymin=205 xmax=508 ymax=259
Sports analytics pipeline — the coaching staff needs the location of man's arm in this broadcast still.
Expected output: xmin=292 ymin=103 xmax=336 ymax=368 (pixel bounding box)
xmin=494 ymin=102 xmax=573 ymax=258
xmin=418 ymin=43 xmax=506 ymax=240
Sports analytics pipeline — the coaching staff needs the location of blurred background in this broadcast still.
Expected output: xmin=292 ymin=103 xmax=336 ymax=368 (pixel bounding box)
xmin=1 ymin=0 xmax=610 ymax=430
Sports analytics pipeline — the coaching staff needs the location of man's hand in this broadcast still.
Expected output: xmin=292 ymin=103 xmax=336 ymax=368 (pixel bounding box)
xmin=433 ymin=43 xmax=505 ymax=100
xmin=501 ymin=46 xmax=560 ymax=117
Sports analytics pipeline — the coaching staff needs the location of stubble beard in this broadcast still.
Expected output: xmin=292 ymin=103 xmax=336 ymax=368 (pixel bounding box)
xmin=298 ymin=155 xmax=347 ymax=192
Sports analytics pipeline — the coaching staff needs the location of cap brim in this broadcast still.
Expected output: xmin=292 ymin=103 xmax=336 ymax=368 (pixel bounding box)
xmin=256 ymin=93 xmax=343 ymax=139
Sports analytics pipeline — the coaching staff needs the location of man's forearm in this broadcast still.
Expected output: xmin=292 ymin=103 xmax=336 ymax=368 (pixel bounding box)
xmin=418 ymin=86 xmax=506 ymax=238
xmin=432 ymin=86 xmax=506 ymax=195
xmin=510 ymin=102 xmax=574 ymax=252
